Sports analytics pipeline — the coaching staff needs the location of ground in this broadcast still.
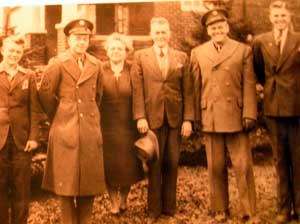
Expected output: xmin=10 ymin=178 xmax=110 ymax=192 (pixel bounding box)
xmin=27 ymin=163 xmax=300 ymax=224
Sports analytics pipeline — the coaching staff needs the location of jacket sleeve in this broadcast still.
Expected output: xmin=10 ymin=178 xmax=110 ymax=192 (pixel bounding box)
xmin=38 ymin=58 xmax=61 ymax=122
xmin=182 ymin=52 xmax=195 ymax=121
xmin=252 ymin=37 xmax=266 ymax=86
xmin=242 ymin=45 xmax=258 ymax=120
xmin=29 ymin=72 xmax=44 ymax=141
xmin=130 ymin=51 xmax=146 ymax=120
xmin=190 ymin=49 xmax=201 ymax=122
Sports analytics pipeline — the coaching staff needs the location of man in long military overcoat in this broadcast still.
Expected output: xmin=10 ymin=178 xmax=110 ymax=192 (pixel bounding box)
xmin=38 ymin=19 xmax=105 ymax=224
xmin=252 ymin=1 xmax=300 ymax=223
xmin=191 ymin=8 xmax=257 ymax=223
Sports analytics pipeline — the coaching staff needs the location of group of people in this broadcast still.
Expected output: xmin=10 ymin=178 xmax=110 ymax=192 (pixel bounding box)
xmin=0 ymin=0 xmax=299 ymax=223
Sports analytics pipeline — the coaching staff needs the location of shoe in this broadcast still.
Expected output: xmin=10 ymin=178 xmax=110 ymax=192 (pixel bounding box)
xmin=275 ymin=213 xmax=291 ymax=223
xmin=292 ymin=213 xmax=299 ymax=220
xmin=110 ymin=207 xmax=119 ymax=215
xmin=210 ymin=210 xmax=229 ymax=223
xmin=242 ymin=215 xmax=261 ymax=224
xmin=119 ymin=203 xmax=127 ymax=212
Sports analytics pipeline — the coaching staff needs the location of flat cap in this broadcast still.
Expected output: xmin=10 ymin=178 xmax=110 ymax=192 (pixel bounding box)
xmin=63 ymin=19 xmax=94 ymax=36
xmin=201 ymin=8 xmax=229 ymax=27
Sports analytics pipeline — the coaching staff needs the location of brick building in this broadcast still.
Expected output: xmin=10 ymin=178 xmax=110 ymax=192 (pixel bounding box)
xmin=1 ymin=0 xmax=300 ymax=66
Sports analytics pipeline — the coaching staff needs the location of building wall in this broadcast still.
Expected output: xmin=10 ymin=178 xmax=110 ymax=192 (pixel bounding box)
xmin=153 ymin=1 xmax=194 ymax=50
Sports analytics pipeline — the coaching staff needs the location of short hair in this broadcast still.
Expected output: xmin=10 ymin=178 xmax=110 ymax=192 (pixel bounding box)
xmin=2 ymin=35 xmax=25 ymax=48
xmin=103 ymin=32 xmax=133 ymax=53
xmin=269 ymin=0 xmax=290 ymax=11
xmin=150 ymin=17 xmax=170 ymax=30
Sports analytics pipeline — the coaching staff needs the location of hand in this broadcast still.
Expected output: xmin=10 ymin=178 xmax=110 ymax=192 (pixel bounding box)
xmin=181 ymin=121 xmax=192 ymax=138
xmin=24 ymin=140 xmax=39 ymax=152
xmin=243 ymin=118 xmax=256 ymax=132
xmin=137 ymin=118 xmax=149 ymax=134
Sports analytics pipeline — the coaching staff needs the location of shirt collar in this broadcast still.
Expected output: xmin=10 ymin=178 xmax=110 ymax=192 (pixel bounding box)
xmin=110 ymin=61 xmax=124 ymax=74
xmin=274 ymin=28 xmax=288 ymax=40
xmin=153 ymin=45 xmax=168 ymax=57
xmin=0 ymin=62 xmax=25 ymax=76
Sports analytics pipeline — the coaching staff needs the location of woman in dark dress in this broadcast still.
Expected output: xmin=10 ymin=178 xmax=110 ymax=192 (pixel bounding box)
xmin=101 ymin=33 xmax=143 ymax=214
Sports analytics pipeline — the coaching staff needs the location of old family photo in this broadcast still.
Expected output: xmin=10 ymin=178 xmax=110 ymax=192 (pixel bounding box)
xmin=1 ymin=0 xmax=300 ymax=223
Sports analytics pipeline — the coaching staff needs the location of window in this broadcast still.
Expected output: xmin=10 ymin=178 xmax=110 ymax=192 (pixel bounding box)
xmin=181 ymin=0 xmax=208 ymax=12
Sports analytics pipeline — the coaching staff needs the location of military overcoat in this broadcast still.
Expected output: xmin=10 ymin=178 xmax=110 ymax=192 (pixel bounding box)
xmin=191 ymin=38 xmax=257 ymax=133
xmin=39 ymin=49 xmax=106 ymax=196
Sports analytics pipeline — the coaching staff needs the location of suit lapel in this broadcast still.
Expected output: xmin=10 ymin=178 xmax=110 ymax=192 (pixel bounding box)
xmin=61 ymin=50 xmax=81 ymax=82
xmin=0 ymin=72 xmax=10 ymax=90
xmin=77 ymin=54 xmax=97 ymax=85
xmin=262 ymin=32 xmax=280 ymax=65
xmin=276 ymin=32 xmax=298 ymax=71
xmin=165 ymin=48 xmax=177 ymax=79
xmin=9 ymin=71 xmax=27 ymax=92
xmin=146 ymin=47 xmax=164 ymax=80
xmin=213 ymin=38 xmax=238 ymax=67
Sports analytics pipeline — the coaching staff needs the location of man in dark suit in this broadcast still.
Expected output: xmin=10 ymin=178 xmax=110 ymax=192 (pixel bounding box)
xmin=0 ymin=35 xmax=41 ymax=224
xmin=191 ymin=9 xmax=257 ymax=223
xmin=131 ymin=17 xmax=194 ymax=219
xmin=252 ymin=1 xmax=300 ymax=223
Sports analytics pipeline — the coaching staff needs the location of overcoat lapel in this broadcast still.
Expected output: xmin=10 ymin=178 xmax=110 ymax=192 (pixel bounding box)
xmin=276 ymin=32 xmax=298 ymax=71
xmin=61 ymin=50 xmax=81 ymax=82
xmin=201 ymin=41 xmax=219 ymax=62
xmin=213 ymin=39 xmax=238 ymax=67
xmin=262 ymin=32 xmax=280 ymax=65
xmin=77 ymin=54 xmax=98 ymax=85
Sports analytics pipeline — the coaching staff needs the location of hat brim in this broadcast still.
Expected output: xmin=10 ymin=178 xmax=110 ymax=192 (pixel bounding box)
xmin=201 ymin=8 xmax=229 ymax=27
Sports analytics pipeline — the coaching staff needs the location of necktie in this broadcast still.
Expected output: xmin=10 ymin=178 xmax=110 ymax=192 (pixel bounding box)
xmin=159 ymin=48 xmax=164 ymax=58
xmin=158 ymin=48 xmax=167 ymax=79
xmin=277 ymin=30 xmax=283 ymax=54
xmin=77 ymin=58 xmax=84 ymax=71
xmin=213 ymin=43 xmax=222 ymax=53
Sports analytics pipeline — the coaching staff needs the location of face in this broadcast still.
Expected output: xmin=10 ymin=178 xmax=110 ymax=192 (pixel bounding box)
xmin=106 ymin=40 xmax=127 ymax=63
xmin=269 ymin=8 xmax=291 ymax=30
xmin=1 ymin=42 xmax=24 ymax=67
xmin=150 ymin=23 xmax=170 ymax=48
xmin=68 ymin=34 xmax=90 ymax=55
xmin=207 ymin=21 xmax=229 ymax=44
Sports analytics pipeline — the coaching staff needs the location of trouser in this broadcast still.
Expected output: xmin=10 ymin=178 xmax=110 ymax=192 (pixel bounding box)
xmin=204 ymin=132 xmax=256 ymax=216
xmin=265 ymin=117 xmax=300 ymax=215
xmin=60 ymin=195 xmax=94 ymax=224
xmin=148 ymin=122 xmax=180 ymax=217
xmin=0 ymin=131 xmax=31 ymax=224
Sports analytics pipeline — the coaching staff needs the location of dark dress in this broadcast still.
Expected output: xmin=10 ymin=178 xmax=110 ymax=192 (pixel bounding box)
xmin=100 ymin=61 xmax=143 ymax=187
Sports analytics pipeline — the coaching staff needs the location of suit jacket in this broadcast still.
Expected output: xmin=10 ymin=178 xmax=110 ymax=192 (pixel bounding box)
xmin=0 ymin=66 xmax=41 ymax=151
xmin=253 ymin=31 xmax=300 ymax=117
xmin=38 ymin=49 xmax=106 ymax=196
xmin=130 ymin=46 xmax=194 ymax=129
xmin=191 ymin=38 xmax=257 ymax=133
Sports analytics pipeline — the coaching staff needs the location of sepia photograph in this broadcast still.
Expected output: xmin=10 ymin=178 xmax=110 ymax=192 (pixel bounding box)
xmin=0 ymin=0 xmax=300 ymax=223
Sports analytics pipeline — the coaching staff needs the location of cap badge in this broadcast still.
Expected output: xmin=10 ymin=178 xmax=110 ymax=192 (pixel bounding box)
xmin=79 ymin=20 xmax=85 ymax=26
xmin=212 ymin=10 xmax=218 ymax=16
